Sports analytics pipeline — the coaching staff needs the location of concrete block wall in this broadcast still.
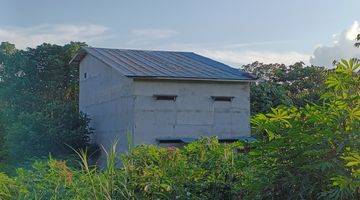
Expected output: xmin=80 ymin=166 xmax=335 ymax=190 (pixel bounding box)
xmin=79 ymin=54 xmax=252 ymax=160
xmin=132 ymin=80 xmax=251 ymax=145
xmin=79 ymin=55 xmax=134 ymax=155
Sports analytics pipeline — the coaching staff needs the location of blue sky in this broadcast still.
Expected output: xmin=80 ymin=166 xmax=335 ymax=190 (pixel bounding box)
xmin=1 ymin=0 xmax=359 ymax=67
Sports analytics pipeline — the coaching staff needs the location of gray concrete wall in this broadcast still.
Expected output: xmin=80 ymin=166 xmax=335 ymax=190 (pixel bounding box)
xmin=133 ymin=80 xmax=251 ymax=145
xmin=79 ymin=55 xmax=134 ymax=156
xmin=79 ymin=54 xmax=251 ymax=158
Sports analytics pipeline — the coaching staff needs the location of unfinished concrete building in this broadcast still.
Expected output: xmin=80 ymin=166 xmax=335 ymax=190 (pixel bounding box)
xmin=71 ymin=47 xmax=256 ymax=156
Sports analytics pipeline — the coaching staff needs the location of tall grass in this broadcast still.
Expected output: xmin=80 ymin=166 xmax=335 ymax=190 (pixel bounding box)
xmin=1 ymin=135 xmax=358 ymax=199
xmin=0 ymin=138 xmax=248 ymax=199
xmin=71 ymin=140 xmax=135 ymax=200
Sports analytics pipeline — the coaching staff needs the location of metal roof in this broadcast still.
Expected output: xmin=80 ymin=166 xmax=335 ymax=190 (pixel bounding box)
xmin=71 ymin=47 xmax=256 ymax=81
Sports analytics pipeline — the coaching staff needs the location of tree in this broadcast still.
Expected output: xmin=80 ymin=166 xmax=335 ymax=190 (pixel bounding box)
xmin=242 ymin=61 xmax=328 ymax=114
xmin=249 ymin=83 xmax=292 ymax=114
xmin=0 ymin=42 xmax=17 ymax=55
xmin=250 ymin=59 xmax=360 ymax=199
xmin=0 ymin=42 xmax=92 ymax=164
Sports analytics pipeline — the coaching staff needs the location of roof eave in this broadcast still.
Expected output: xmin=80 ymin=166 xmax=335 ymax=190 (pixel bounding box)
xmin=69 ymin=47 xmax=88 ymax=65
xmin=132 ymin=76 xmax=257 ymax=83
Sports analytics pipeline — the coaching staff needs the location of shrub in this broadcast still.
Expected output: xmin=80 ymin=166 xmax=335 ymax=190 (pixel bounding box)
xmin=0 ymin=138 xmax=251 ymax=199
xmin=250 ymin=59 xmax=359 ymax=199
xmin=0 ymin=42 xmax=92 ymax=164
xmin=0 ymin=59 xmax=358 ymax=199
xmin=122 ymin=138 xmax=249 ymax=199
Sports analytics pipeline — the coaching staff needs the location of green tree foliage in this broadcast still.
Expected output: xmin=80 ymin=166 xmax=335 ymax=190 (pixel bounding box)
xmin=242 ymin=61 xmax=328 ymax=114
xmin=0 ymin=42 xmax=92 ymax=164
xmin=250 ymin=59 xmax=359 ymax=199
xmin=0 ymin=44 xmax=357 ymax=199
xmin=249 ymin=83 xmax=292 ymax=115
xmin=0 ymin=58 xmax=357 ymax=199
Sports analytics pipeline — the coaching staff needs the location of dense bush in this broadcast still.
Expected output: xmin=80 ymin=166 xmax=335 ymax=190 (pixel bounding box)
xmin=0 ymin=45 xmax=357 ymax=200
xmin=122 ymin=139 xmax=252 ymax=199
xmin=0 ymin=42 xmax=92 ymax=164
xmin=242 ymin=61 xmax=328 ymax=114
xmin=4 ymin=103 xmax=91 ymax=161
xmin=0 ymin=138 xmax=248 ymax=199
xmin=249 ymin=59 xmax=359 ymax=199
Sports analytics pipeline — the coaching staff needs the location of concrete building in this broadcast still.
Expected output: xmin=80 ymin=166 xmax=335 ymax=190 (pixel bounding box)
xmin=71 ymin=47 xmax=256 ymax=156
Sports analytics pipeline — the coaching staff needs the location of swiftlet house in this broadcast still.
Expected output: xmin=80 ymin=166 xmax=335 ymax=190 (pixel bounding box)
xmin=71 ymin=47 xmax=256 ymax=157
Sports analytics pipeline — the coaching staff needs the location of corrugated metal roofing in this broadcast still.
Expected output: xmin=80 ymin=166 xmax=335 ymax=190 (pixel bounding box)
xmin=72 ymin=47 xmax=256 ymax=81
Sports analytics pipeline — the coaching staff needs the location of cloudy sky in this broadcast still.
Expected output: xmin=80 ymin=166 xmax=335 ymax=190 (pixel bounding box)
xmin=1 ymin=0 xmax=359 ymax=67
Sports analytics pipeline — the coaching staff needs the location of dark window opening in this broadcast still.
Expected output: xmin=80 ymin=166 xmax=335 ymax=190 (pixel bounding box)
xmin=84 ymin=73 xmax=87 ymax=79
xmin=153 ymin=94 xmax=177 ymax=101
xmin=156 ymin=138 xmax=192 ymax=148
xmin=158 ymin=139 xmax=182 ymax=144
xmin=157 ymin=139 xmax=184 ymax=148
xmin=218 ymin=138 xmax=238 ymax=143
xmin=211 ymin=96 xmax=234 ymax=102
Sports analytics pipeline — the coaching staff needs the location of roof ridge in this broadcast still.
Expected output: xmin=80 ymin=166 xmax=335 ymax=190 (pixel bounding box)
xmin=85 ymin=46 xmax=193 ymax=54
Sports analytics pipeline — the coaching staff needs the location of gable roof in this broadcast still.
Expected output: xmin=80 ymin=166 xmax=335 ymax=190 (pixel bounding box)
xmin=71 ymin=47 xmax=256 ymax=81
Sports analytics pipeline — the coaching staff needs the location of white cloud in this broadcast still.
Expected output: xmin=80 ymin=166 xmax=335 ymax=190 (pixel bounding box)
xmin=0 ymin=24 xmax=108 ymax=49
xmin=198 ymin=50 xmax=310 ymax=67
xmin=131 ymin=29 xmax=178 ymax=39
xmin=310 ymin=21 xmax=360 ymax=67
xmin=126 ymin=28 xmax=179 ymax=47
xmin=223 ymin=40 xmax=295 ymax=49
xmin=160 ymin=41 xmax=310 ymax=67
xmin=202 ymin=22 xmax=360 ymax=67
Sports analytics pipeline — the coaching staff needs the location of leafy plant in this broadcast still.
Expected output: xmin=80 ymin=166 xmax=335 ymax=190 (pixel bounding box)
xmin=243 ymin=61 xmax=328 ymax=114
xmin=0 ymin=56 xmax=358 ymax=199
xmin=0 ymin=42 xmax=92 ymax=164
xmin=250 ymin=58 xmax=359 ymax=199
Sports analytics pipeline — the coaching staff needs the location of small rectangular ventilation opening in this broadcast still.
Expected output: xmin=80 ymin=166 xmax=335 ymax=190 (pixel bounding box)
xmin=156 ymin=137 xmax=195 ymax=148
xmin=158 ymin=139 xmax=183 ymax=144
xmin=157 ymin=139 xmax=184 ymax=148
xmin=218 ymin=138 xmax=238 ymax=143
xmin=211 ymin=96 xmax=234 ymax=102
xmin=153 ymin=94 xmax=177 ymax=101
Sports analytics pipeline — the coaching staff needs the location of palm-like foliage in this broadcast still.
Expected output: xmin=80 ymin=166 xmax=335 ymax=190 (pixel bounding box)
xmin=250 ymin=59 xmax=359 ymax=199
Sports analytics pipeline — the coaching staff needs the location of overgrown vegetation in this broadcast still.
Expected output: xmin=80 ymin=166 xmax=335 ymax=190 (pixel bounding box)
xmin=0 ymin=41 xmax=333 ymax=166
xmin=0 ymin=57 xmax=358 ymax=199
xmin=249 ymin=59 xmax=359 ymax=199
xmin=242 ymin=61 xmax=328 ymax=114
xmin=0 ymin=42 xmax=92 ymax=165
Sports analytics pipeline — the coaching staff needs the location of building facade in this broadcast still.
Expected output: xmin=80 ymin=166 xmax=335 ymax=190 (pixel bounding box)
xmin=71 ymin=47 xmax=256 ymax=159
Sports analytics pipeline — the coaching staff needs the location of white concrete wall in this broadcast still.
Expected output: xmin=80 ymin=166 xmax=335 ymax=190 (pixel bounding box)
xmin=79 ymin=54 xmax=252 ymax=158
xmin=133 ymin=80 xmax=251 ymax=145
xmin=79 ymin=55 xmax=134 ymax=156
